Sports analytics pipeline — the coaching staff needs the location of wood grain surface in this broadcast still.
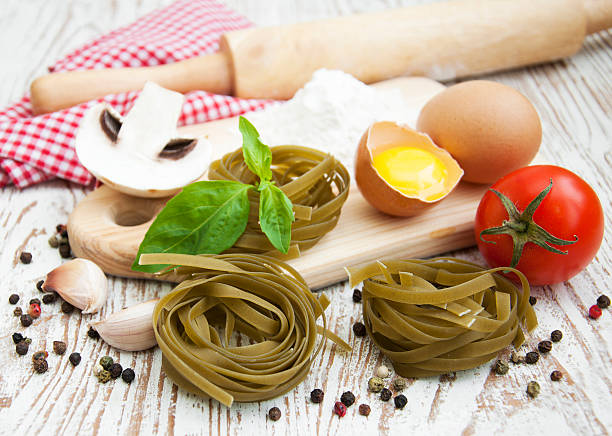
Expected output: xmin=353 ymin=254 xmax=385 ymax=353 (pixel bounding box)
xmin=1 ymin=1 xmax=611 ymax=435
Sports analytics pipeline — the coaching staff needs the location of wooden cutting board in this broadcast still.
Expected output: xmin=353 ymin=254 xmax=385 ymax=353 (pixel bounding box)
xmin=68 ymin=77 xmax=489 ymax=289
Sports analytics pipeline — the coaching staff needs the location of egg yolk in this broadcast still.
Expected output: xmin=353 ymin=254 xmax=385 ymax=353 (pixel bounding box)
xmin=372 ymin=146 xmax=449 ymax=201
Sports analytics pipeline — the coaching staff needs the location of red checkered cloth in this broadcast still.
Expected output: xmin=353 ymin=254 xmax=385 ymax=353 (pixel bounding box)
xmin=0 ymin=0 xmax=275 ymax=188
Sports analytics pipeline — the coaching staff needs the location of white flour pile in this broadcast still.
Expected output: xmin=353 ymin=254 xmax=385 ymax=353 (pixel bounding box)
xmin=249 ymin=69 xmax=420 ymax=174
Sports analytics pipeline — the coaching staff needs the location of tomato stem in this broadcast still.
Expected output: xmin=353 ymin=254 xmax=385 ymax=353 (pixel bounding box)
xmin=479 ymin=179 xmax=578 ymax=268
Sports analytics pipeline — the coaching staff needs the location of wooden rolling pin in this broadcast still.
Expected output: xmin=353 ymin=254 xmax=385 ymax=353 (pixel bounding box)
xmin=30 ymin=0 xmax=612 ymax=114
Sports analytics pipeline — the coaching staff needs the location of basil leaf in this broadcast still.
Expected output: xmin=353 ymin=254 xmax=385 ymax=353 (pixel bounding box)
xmin=259 ymin=181 xmax=294 ymax=254
xmin=132 ymin=180 xmax=251 ymax=273
xmin=239 ymin=116 xmax=272 ymax=183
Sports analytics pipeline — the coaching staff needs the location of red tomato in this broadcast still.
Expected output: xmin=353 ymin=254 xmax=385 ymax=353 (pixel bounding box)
xmin=474 ymin=165 xmax=604 ymax=285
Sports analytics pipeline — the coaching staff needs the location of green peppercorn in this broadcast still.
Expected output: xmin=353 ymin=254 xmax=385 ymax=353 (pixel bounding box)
xmin=24 ymin=337 xmax=32 ymax=345
xmin=394 ymin=394 xmax=407 ymax=409
xmin=550 ymin=330 xmax=563 ymax=342
xmin=13 ymin=307 xmax=23 ymax=317
xmin=340 ymin=391 xmax=355 ymax=407
xmin=310 ymin=388 xmax=324 ymax=403
xmin=510 ymin=352 xmax=525 ymax=364
xmin=380 ymin=388 xmax=392 ymax=402
xmin=69 ymin=352 xmax=81 ymax=366
xmin=33 ymin=359 xmax=49 ymax=374
xmin=16 ymin=341 xmax=29 ymax=355
xmin=358 ymin=404 xmax=371 ymax=416
xmin=109 ymin=363 xmax=123 ymax=379
xmin=32 ymin=351 xmax=48 ymax=362
xmin=53 ymin=341 xmax=67 ymax=355
xmin=8 ymin=294 xmax=19 ymax=304
xmin=494 ymin=359 xmax=510 ymax=375
xmin=526 ymin=381 xmax=540 ymax=398
xmin=99 ymin=356 xmax=114 ymax=370
xmin=97 ymin=370 xmax=111 ymax=383
xmin=36 ymin=280 xmax=44 ymax=292
xmin=20 ymin=314 xmax=33 ymax=327
xmin=538 ymin=340 xmax=552 ymax=354
xmin=393 ymin=377 xmax=407 ymax=391
xmin=550 ymin=370 xmax=563 ymax=381
xmin=20 ymin=251 xmax=32 ymax=264
xmin=368 ymin=377 xmax=384 ymax=393
xmin=268 ymin=407 xmax=281 ymax=421
xmin=48 ymin=236 xmax=59 ymax=248
xmin=525 ymin=351 xmax=539 ymax=364
xmin=121 ymin=368 xmax=135 ymax=383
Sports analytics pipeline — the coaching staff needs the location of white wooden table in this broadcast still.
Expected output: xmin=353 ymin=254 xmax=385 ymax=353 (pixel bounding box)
xmin=1 ymin=1 xmax=610 ymax=435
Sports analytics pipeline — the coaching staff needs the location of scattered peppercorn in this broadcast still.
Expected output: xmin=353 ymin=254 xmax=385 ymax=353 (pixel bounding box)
xmin=97 ymin=369 xmax=111 ymax=383
xmin=28 ymin=303 xmax=41 ymax=318
xmin=24 ymin=337 xmax=32 ymax=344
xmin=29 ymin=298 xmax=41 ymax=306
xmin=376 ymin=365 xmax=390 ymax=378
xmin=49 ymin=235 xmax=59 ymax=248
xmin=69 ymin=352 xmax=81 ymax=366
xmin=59 ymin=243 xmax=71 ymax=259
xmin=368 ymin=376 xmax=384 ymax=393
xmin=33 ymin=359 xmax=49 ymax=374
xmin=16 ymin=341 xmax=29 ymax=356
xmin=87 ymin=327 xmax=100 ymax=339
xmin=334 ymin=401 xmax=347 ymax=417
xmin=352 ymin=322 xmax=366 ymax=337
xmin=352 ymin=289 xmax=362 ymax=303
xmin=529 ymin=296 xmax=537 ymax=305
xmin=268 ymin=406 xmax=282 ymax=421
xmin=310 ymin=388 xmax=324 ymax=403
xmin=526 ymin=381 xmax=540 ymax=398
xmin=53 ymin=341 xmax=67 ymax=355
xmin=538 ymin=340 xmax=552 ymax=354
xmin=93 ymin=364 xmax=104 ymax=376
xmin=42 ymin=293 xmax=57 ymax=304
xmin=56 ymin=224 xmax=67 ymax=234
xmin=394 ymin=394 xmax=407 ymax=409
xmin=340 ymin=391 xmax=356 ymax=407
xmin=8 ymin=294 xmax=19 ymax=304
xmin=32 ymin=351 xmax=48 ymax=362
xmin=393 ymin=377 xmax=407 ymax=391
xmin=20 ymin=314 xmax=33 ymax=327
xmin=358 ymin=404 xmax=371 ymax=416
xmin=597 ymin=294 xmax=610 ymax=309
xmin=61 ymin=301 xmax=74 ymax=314
xmin=109 ymin=363 xmax=123 ymax=379
xmin=550 ymin=330 xmax=563 ymax=343
xmin=525 ymin=351 xmax=539 ymax=364
xmin=380 ymin=388 xmax=392 ymax=402
xmin=20 ymin=251 xmax=32 ymax=264
xmin=550 ymin=370 xmax=563 ymax=381
xmin=510 ymin=352 xmax=525 ymax=364
xmin=589 ymin=305 xmax=602 ymax=319
xmin=12 ymin=332 xmax=24 ymax=344
xmin=494 ymin=359 xmax=509 ymax=375
xmin=99 ymin=356 xmax=114 ymax=370
xmin=13 ymin=307 xmax=23 ymax=317
xmin=36 ymin=280 xmax=44 ymax=292
xmin=121 ymin=368 xmax=135 ymax=383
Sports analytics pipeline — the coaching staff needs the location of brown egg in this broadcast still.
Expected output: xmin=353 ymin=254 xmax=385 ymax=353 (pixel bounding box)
xmin=355 ymin=121 xmax=463 ymax=217
xmin=416 ymin=80 xmax=541 ymax=184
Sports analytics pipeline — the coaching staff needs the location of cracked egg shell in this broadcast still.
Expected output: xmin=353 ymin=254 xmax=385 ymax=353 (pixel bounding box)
xmin=75 ymin=82 xmax=211 ymax=198
xmin=355 ymin=121 xmax=463 ymax=217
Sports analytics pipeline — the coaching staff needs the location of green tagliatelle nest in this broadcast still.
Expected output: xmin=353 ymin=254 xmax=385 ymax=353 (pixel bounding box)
xmin=347 ymin=258 xmax=538 ymax=377
xmin=208 ymin=145 xmax=350 ymax=257
xmin=141 ymin=252 xmax=350 ymax=407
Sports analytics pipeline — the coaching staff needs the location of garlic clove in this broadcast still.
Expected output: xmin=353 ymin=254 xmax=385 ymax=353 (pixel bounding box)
xmin=91 ymin=299 xmax=158 ymax=351
xmin=43 ymin=258 xmax=108 ymax=314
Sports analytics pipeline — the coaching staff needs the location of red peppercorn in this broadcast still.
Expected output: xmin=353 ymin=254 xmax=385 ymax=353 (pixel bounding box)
xmin=589 ymin=305 xmax=602 ymax=319
xmin=28 ymin=303 xmax=41 ymax=319
xmin=334 ymin=401 xmax=347 ymax=417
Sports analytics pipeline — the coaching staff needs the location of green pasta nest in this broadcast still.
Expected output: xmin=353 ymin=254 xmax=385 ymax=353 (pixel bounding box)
xmin=347 ymin=258 xmax=538 ymax=377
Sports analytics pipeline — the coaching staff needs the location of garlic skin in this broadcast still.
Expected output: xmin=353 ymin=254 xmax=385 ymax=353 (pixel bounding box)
xmin=43 ymin=258 xmax=107 ymax=314
xmin=91 ymin=299 xmax=158 ymax=351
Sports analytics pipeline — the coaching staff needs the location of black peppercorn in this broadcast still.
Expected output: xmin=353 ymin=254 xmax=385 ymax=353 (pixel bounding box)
xmin=33 ymin=359 xmax=49 ymax=374
xmin=13 ymin=307 xmax=23 ymax=317
xmin=8 ymin=294 xmax=19 ymax=304
xmin=53 ymin=341 xmax=67 ymax=355
xmin=109 ymin=363 xmax=123 ymax=379
xmin=380 ymin=388 xmax=392 ymax=402
xmin=358 ymin=404 xmax=371 ymax=416
xmin=56 ymin=224 xmax=67 ymax=234
xmin=525 ymin=351 xmax=539 ymax=364
xmin=352 ymin=322 xmax=367 ymax=337
xmin=42 ymin=293 xmax=57 ymax=304
xmin=597 ymin=294 xmax=610 ymax=309
xmin=61 ymin=301 xmax=74 ymax=314
xmin=537 ymin=340 xmax=552 ymax=354
xmin=121 ymin=368 xmax=135 ymax=383
xmin=32 ymin=351 xmax=48 ymax=362
xmin=69 ymin=352 xmax=81 ymax=366
xmin=20 ymin=314 xmax=33 ymax=327
xmin=550 ymin=370 xmax=563 ymax=381
xmin=20 ymin=251 xmax=32 ymax=264
xmin=529 ymin=296 xmax=537 ymax=305
xmin=59 ymin=243 xmax=71 ymax=258
xmin=340 ymin=391 xmax=356 ymax=407
xmin=16 ymin=341 xmax=29 ymax=356
xmin=12 ymin=332 xmax=24 ymax=344
xmin=87 ymin=327 xmax=100 ymax=339
xmin=394 ymin=394 xmax=407 ymax=409
xmin=352 ymin=289 xmax=362 ymax=303
xmin=29 ymin=298 xmax=41 ymax=306
xmin=36 ymin=280 xmax=44 ymax=292
xmin=550 ymin=330 xmax=563 ymax=342
xmin=310 ymin=388 xmax=324 ymax=403
xmin=268 ymin=406 xmax=281 ymax=421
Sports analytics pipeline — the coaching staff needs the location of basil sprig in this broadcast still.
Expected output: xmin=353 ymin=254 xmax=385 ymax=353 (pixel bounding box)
xmin=132 ymin=117 xmax=295 ymax=273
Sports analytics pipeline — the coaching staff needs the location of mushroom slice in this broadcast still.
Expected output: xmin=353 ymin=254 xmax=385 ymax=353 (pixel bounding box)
xmin=75 ymin=81 xmax=211 ymax=198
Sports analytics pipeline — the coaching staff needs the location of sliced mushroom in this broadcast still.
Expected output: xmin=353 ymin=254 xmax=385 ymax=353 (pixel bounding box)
xmin=75 ymin=81 xmax=212 ymax=198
